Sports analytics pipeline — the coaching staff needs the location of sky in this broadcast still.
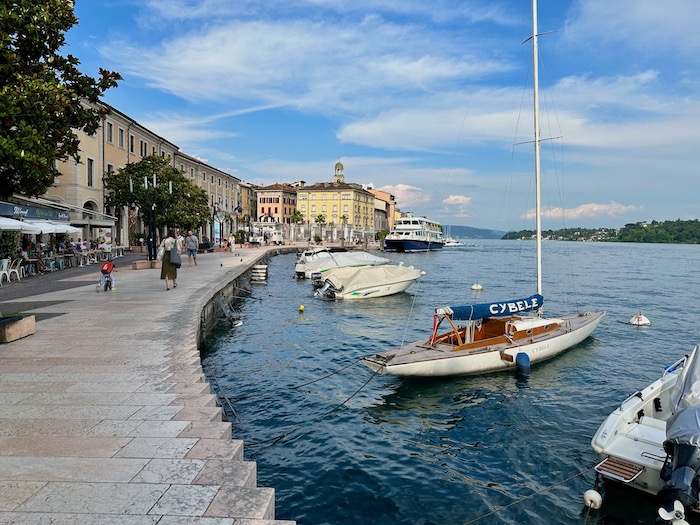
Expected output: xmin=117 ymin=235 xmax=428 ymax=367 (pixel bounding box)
xmin=65 ymin=0 xmax=700 ymax=231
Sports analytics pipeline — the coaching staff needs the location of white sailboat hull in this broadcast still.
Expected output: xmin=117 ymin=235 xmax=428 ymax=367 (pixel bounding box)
xmin=362 ymin=311 xmax=604 ymax=377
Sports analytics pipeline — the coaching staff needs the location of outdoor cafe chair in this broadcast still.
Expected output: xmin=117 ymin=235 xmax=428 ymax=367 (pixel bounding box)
xmin=8 ymin=258 xmax=23 ymax=281
xmin=0 ymin=258 xmax=10 ymax=285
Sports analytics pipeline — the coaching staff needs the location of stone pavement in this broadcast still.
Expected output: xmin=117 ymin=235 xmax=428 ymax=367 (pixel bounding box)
xmin=0 ymin=247 xmax=297 ymax=524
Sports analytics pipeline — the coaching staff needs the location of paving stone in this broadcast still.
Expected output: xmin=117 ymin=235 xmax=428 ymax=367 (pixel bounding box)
xmin=0 ymin=249 xmax=296 ymax=524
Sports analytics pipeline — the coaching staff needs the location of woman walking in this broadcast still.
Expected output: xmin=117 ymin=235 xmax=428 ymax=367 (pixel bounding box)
xmin=159 ymin=229 xmax=178 ymax=290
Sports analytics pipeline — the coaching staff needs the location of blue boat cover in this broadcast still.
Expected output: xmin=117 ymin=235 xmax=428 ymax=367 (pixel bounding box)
xmin=445 ymin=294 xmax=544 ymax=321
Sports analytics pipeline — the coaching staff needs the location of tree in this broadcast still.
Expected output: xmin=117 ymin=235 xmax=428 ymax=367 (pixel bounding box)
xmin=290 ymin=209 xmax=304 ymax=224
xmin=0 ymin=1 xmax=121 ymax=199
xmin=104 ymin=155 xmax=210 ymax=232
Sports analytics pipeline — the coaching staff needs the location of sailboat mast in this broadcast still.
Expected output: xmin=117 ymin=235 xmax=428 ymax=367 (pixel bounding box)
xmin=532 ymin=0 xmax=542 ymax=296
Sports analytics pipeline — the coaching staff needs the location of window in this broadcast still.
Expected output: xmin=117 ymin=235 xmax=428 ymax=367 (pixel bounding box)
xmin=211 ymin=175 xmax=214 ymax=183
xmin=107 ymin=163 xmax=114 ymax=176
xmin=190 ymin=168 xmax=194 ymax=178
xmin=106 ymin=122 xmax=113 ymax=143
xmin=333 ymin=205 xmax=337 ymax=212
xmin=118 ymin=128 xmax=124 ymax=148
xmin=342 ymin=194 xmax=350 ymax=200
xmin=322 ymin=205 xmax=327 ymax=212
xmin=301 ymin=205 xmax=306 ymax=212
xmin=311 ymin=205 xmax=316 ymax=213
xmin=129 ymin=135 xmax=135 ymax=153
xmin=343 ymin=205 xmax=348 ymax=212
xmin=87 ymin=158 xmax=94 ymax=187
xmin=140 ymin=140 xmax=147 ymax=157
xmin=218 ymin=178 xmax=221 ymax=186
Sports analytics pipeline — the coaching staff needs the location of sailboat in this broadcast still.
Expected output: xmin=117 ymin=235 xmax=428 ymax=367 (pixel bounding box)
xmin=361 ymin=0 xmax=605 ymax=378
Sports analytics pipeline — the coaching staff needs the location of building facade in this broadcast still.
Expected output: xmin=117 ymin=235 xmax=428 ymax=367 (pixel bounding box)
xmin=296 ymin=162 xmax=375 ymax=237
xmin=256 ymin=183 xmax=297 ymax=224
xmin=39 ymin=102 xmax=248 ymax=247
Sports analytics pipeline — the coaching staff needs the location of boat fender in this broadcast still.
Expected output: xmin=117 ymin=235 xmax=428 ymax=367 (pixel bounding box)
xmin=583 ymin=489 xmax=602 ymax=509
xmin=515 ymin=352 xmax=531 ymax=376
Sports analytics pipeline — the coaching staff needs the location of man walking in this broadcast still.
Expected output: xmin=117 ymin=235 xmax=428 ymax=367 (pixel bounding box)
xmin=185 ymin=230 xmax=198 ymax=267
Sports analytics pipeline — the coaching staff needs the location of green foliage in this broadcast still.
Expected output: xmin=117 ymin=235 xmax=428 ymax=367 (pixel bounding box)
xmin=0 ymin=0 xmax=121 ymax=199
xmin=290 ymin=210 xmax=304 ymax=224
xmin=234 ymin=229 xmax=247 ymax=244
xmin=0 ymin=231 xmax=21 ymax=259
xmin=503 ymin=220 xmax=700 ymax=244
xmin=104 ymin=155 xmax=211 ymax=231
xmin=314 ymin=214 xmax=326 ymax=224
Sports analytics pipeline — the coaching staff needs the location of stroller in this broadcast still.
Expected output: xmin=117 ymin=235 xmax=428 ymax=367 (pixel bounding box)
xmin=96 ymin=257 xmax=116 ymax=292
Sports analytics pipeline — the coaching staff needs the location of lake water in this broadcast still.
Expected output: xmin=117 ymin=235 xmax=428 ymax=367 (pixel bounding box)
xmin=201 ymin=240 xmax=700 ymax=525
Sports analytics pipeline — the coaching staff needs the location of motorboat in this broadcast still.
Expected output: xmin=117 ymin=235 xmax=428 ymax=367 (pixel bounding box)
xmin=444 ymin=238 xmax=465 ymax=247
xmin=314 ymin=263 xmax=426 ymax=300
xmin=591 ymin=345 xmax=700 ymax=524
xmin=295 ymin=250 xmax=390 ymax=279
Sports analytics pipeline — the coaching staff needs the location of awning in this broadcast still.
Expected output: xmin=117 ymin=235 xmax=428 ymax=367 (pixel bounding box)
xmin=0 ymin=217 xmax=42 ymax=234
xmin=24 ymin=220 xmax=81 ymax=234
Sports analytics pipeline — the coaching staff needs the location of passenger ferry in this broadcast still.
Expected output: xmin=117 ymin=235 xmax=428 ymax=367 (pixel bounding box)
xmin=384 ymin=215 xmax=444 ymax=252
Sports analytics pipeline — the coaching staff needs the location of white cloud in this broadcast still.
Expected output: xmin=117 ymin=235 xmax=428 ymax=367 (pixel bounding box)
xmin=523 ymin=202 xmax=641 ymax=222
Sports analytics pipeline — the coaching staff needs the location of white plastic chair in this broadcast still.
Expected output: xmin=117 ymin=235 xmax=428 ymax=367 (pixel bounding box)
xmin=8 ymin=258 xmax=23 ymax=281
xmin=0 ymin=259 xmax=10 ymax=285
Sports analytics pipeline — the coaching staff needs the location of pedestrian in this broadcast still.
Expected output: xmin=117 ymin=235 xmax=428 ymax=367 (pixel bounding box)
xmin=228 ymin=234 xmax=235 ymax=252
xmin=185 ymin=230 xmax=198 ymax=267
xmin=176 ymin=230 xmax=185 ymax=254
xmin=159 ymin=229 xmax=178 ymax=290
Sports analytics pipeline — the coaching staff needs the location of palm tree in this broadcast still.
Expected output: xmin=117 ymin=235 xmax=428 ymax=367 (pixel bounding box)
xmin=314 ymin=214 xmax=326 ymax=243
xmin=339 ymin=214 xmax=349 ymax=247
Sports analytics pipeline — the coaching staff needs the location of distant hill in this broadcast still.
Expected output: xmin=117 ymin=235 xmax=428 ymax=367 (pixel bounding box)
xmin=446 ymin=225 xmax=507 ymax=239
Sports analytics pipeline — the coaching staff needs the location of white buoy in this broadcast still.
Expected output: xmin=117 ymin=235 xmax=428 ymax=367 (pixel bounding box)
xmin=629 ymin=313 xmax=651 ymax=326
xmin=471 ymin=283 xmax=483 ymax=291
xmin=583 ymin=489 xmax=602 ymax=509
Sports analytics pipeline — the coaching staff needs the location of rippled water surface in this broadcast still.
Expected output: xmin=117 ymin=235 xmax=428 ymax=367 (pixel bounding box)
xmin=201 ymin=240 xmax=700 ymax=525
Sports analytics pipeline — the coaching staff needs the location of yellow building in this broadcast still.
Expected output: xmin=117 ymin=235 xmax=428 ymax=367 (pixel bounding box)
xmin=296 ymin=162 xmax=375 ymax=232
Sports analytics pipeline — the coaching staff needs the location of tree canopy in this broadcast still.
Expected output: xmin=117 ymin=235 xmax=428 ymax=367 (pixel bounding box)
xmin=0 ymin=0 xmax=121 ymax=199
xmin=104 ymin=155 xmax=211 ymax=231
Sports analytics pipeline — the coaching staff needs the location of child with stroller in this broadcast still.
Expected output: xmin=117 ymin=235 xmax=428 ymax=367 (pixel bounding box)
xmin=97 ymin=256 xmax=117 ymax=292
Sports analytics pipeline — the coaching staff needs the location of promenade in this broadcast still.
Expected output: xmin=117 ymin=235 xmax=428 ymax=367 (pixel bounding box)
xmin=0 ymin=247 xmax=296 ymax=524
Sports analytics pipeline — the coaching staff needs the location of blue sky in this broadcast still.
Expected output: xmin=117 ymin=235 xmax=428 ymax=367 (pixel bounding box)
xmin=66 ymin=0 xmax=700 ymax=230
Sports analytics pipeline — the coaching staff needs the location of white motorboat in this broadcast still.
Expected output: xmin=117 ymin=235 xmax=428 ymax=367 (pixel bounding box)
xmin=360 ymin=0 xmax=604 ymax=378
xmin=295 ymin=250 xmax=390 ymax=279
xmin=314 ymin=263 xmax=426 ymax=300
xmin=444 ymin=238 xmax=465 ymax=247
xmin=591 ymin=345 xmax=700 ymax=524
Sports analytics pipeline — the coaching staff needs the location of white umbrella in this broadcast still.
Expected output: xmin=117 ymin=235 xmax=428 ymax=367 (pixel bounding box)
xmin=24 ymin=220 xmax=60 ymax=234
xmin=0 ymin=217 xmax=42 ymax=234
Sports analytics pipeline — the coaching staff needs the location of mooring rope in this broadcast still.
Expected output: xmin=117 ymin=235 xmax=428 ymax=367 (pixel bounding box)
xmin=247 ymin=364 xmax=382 ymax=455
xmin=462 ymin=463 xmax=598 ymax=525
xmin=291 ymin=358 xmax=362 ymax=389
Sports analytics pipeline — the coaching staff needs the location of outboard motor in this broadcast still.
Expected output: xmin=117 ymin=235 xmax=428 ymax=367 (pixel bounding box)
xmin=313 ymin=280 xmax=337 ymax=300
xmin=656 ymin=406 xmax=700 ymax=524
